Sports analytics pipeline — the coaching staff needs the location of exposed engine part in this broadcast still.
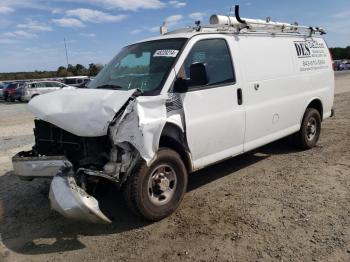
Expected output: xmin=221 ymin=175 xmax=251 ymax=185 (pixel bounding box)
xmin=33 ymin=119 xmax=110 ymax=167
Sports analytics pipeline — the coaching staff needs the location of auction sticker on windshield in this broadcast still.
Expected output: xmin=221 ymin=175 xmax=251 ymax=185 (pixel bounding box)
xmin=154 ymin=50 xmax=179 ymax=57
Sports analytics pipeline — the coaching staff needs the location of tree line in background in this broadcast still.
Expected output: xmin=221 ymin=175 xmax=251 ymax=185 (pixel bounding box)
xmin=0 ymin=63 xmax=104 ymax=81
xmin=329 ymin=46 xmax=350 ymax=60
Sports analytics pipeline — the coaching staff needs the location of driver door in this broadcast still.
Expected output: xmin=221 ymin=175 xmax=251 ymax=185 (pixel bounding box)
xmin=175 ymin=37 xmax=245 ymax=169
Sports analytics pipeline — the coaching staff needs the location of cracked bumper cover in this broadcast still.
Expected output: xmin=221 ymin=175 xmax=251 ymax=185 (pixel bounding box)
xmin=49 ymin=169 xmax=112 ymax=224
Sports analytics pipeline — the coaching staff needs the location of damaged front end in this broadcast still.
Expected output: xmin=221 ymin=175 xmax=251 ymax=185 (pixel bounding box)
xmin=13 ymin=89 xmax=185 ymax=223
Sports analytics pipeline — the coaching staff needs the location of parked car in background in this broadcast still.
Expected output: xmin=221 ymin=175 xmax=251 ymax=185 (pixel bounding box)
xmin=63 ymin=76 xmax=89 ymax=87
xmin=21 ymin=81 xmax=74 ymax=102
xmin=338 ymin=61 xmax=350 ymax=71
xmin=0 ymin=83 xmax=6 ymax=100
xmin=3 ymin=82 xmax=18 ymax=102
xmin=14 ymin=84 xmax=26 ymax=102
xmin=76 ymin=79 xmax=93 ymax=88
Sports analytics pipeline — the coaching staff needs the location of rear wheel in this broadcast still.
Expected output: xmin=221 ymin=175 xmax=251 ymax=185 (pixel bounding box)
xmin=295 ymin=108 xmax=321 ymax=149
xmin=123 ymin=148 xmax=188 ymax=221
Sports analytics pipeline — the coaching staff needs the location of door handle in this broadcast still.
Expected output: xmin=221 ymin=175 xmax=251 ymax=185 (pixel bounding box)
xmin=237 ymin=88 xmax=243 ymax=105
xmin=254 ymin=83 xmax=260 ymax=91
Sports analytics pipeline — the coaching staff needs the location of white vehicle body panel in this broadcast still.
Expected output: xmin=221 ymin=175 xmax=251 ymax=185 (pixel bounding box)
xmin=173 ymin=34 xmax=245 ymax=169
xmin=235 ymin=35 xmax=334 ymax=151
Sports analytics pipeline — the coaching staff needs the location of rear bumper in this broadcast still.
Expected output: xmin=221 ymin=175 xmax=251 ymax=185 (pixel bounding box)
xmin=12 ymin=151 xmax=72 ymax=179
xmin=49 ymin=168 xmax=112 ymax=224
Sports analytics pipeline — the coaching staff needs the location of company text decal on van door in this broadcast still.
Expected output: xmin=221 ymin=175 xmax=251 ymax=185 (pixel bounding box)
xmin=294 ymin=40 xmax=329 ymax=72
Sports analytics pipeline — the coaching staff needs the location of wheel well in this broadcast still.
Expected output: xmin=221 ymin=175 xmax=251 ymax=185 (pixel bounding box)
xmin=31 ymin=94 xmax=39 ymax=99
xmin=307 ymin=99 xmax=323 ymax=120
xmin=159 ymin=124 xmax=192 ymax=173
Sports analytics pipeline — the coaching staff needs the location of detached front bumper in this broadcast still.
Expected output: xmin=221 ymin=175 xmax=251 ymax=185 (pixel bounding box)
xmin=12 ymin=151 xmax=112 ymax=224
xmin=12 ymin=151 xmax=72 ymax=179
xmin=49 ymin=169 xmax=112 ymax=224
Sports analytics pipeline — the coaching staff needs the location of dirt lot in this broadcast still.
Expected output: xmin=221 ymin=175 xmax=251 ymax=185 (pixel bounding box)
xmin=0 ymin=72 xmax=350 ymax=262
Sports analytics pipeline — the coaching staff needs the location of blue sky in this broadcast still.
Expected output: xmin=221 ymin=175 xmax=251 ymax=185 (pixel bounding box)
xmin=0 ymin=0 xmax=349 ymax=72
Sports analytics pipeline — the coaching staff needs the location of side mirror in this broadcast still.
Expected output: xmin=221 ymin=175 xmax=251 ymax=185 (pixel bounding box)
xmin=190 ymin=62 xmax=208 ymax=86
xmin=173 ymin=78 xmax=189 ymax=93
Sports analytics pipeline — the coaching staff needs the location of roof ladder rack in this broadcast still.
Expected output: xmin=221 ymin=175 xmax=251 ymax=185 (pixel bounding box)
xmin=209 ymin=5 xmax=326 ymax=36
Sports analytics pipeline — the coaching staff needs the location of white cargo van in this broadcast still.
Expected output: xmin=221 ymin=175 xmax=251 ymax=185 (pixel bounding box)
xmin=12 ymin=6 xmax=334 ymax=224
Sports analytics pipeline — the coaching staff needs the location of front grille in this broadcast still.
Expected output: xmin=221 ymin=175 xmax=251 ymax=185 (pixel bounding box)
xmin=33 ymin=119 xmax=110 ymax=167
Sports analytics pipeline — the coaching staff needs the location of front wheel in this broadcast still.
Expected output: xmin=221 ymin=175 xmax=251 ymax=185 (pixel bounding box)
xmin=123 ymin=148 xmax=188 ymax=221
xmin=295 ymin=108 xmax=321 ymax=150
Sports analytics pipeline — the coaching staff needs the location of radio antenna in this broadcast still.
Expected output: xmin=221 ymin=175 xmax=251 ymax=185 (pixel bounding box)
xmin=64 ymin=37 xmax=69 ymax=68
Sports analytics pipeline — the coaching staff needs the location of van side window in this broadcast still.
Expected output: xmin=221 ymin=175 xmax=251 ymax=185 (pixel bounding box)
xmin=179 ymin=39 xmax=235 ymax=88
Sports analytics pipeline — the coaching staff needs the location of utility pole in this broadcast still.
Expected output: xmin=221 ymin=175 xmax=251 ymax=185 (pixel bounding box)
xmin=64 ymin=38 xmax=69 ymax=68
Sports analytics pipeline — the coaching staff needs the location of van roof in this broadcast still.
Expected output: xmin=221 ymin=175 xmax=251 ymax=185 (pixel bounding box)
xmin=137 ymin=27 xmax=324 ymax=45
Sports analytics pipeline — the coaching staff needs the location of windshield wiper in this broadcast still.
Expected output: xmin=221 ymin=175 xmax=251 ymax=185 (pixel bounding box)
xmin=95 ymin=84 xmax=124 ymax=90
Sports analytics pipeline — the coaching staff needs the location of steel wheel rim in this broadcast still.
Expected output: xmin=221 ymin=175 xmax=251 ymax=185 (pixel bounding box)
xmin=147 ymin=164 xmax=177 ymax=206
xmin=306 ymin=117 xmax=317 ymax=141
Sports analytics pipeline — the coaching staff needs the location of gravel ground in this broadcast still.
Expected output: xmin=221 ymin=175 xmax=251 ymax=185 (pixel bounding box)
xmin=0 ymin=72 xmax=349 ymax=262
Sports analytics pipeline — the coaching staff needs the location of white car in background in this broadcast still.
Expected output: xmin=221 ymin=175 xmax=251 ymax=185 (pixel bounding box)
xmin=21 ymin=81 xmax=75 ymax=102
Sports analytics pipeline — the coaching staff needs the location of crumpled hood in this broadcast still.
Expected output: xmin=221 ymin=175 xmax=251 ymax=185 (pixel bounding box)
xmin=28 ymin=88 xmax=135 ymax=137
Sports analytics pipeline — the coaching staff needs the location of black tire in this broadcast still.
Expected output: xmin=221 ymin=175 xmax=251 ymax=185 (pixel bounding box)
xmin=123 ymin=148 xmax=188 ymax=221
xmin=295 ymin=108 xmax=321 ymax=150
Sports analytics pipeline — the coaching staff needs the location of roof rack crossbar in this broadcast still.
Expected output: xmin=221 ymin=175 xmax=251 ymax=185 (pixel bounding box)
xmin=207 ymin=5 xmax=326 ymax=36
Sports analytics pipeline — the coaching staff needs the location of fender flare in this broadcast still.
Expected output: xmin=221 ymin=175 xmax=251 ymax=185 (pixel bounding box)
xmin=301 ymin=97 xmax=323 ymax=124
xmin=157 ymin=122 xmax=193 ymax=172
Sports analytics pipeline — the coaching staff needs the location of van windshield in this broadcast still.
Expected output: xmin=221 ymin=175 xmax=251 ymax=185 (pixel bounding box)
xmin=88 ymin=38 xmax=186 ymax=93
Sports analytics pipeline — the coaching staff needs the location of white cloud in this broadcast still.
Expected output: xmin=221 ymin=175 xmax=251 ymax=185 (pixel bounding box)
xmin=130 ymin=29 xmax=142 ymax=35
xmin=3 ymin=30 xmax=38 ymax=39
xmin=188 ymin=12 xmax=206 ymax=21
xmin=147 ymin=14 xmax=183 ymax=34
xmin=17 ymin=20 xmax=52 ymax=32
xmin=80 ymin=33 xmax=96 ymax=37
xmin=0 ymin=0 xmax=51 ymax=11
xmin=165 ymin=14 xmax=183 ymax=26
xmin=79 ymin=0 xmax=166 ymax=11
xmin=0 ymin=38 xmax=18 ymax=44
xmin=66 ymin=8 xmax=127 ymax=23
xmin=149 ymin=26 xmax=160 ymax=33
xmin=332 ymin=11 xmax=350 ymax=19
xmin=52 ymin=8 xmax=64 ymax=14
xmin=0 ymin=6 xmax=14 ymax=14
xmin=169 ymin=1 xmax=186 ymax=8
xmin=52 ymin=18 xmax=85 ymax=28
